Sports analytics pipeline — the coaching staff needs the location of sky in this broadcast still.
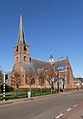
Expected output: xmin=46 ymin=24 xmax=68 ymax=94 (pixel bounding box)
xmin=0 ymin=0 xmax=83 ymax=77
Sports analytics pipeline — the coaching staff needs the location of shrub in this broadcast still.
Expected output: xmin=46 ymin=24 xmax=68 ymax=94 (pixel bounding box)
xmin=0 ymin=84 xmax=14 ymax=93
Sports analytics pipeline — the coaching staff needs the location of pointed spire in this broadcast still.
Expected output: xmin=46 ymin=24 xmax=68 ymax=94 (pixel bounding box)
xmin=50 ymin=49 xmax=53 ymax=59
xmin=18 ymin=13 xmax=26 ymax=45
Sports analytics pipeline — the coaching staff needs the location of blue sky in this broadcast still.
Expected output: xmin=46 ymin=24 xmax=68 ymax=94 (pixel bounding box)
xmin=0 ymin=0 xmax=83 ymax=77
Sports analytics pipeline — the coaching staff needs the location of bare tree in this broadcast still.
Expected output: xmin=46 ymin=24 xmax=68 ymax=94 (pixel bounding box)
xmin=25 ymin=74 xmax=35 ymax=93
xmin=11 ymin=72 xmax=22 ymax=96
xmin=46 ymin=69 xmax=56 ymax=93
xmin=38 ymin=67 xmax=45 ymax=93
xmin=11 ymin=72 xmax=22 ymax=88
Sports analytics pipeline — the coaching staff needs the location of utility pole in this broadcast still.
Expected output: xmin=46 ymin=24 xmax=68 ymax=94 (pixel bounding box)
xmin=58 ymin=79 xmax=60 ymax=94
xmin=56 ymin=57 xmax=63 ymax=94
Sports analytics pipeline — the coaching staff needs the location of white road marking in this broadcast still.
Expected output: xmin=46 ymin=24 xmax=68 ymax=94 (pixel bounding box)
xmin=55 ymin=104 xmax=78 ymax=119
xmin=67 ymin=108 xmax=71 ymax=112
xmin=55 ymin=113 xmax=63 ymax=118
xmin=73 ymin=104 xmax=77 ymax=107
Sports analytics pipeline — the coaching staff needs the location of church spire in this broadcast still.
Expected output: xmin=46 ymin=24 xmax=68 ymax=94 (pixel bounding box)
xmin=50 ymin=49 xmax=53 ymax=59
xmin=18 ymin=13 xmax=26 ymax=44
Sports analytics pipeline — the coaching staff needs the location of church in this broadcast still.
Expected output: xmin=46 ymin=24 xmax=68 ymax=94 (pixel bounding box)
xmin=9 ymin=14 xmax=74 ymax=89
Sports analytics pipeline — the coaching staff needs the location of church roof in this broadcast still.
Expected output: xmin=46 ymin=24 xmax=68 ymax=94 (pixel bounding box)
xmin=21 ymin=58 xmax=53 ymax=76
xmin=21 ymin=62 xmax=36 ymax=75
xmin=21 ymin=58 xmax=67 ymax=75
xmin=54 ymin=59 xmax=66 ymax=68
xmin=31 ymin=58 xmax=53 ymax=71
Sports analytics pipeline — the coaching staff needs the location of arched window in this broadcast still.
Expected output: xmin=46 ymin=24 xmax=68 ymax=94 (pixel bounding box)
xmin=16 ymin=46 xmax=18 ymax=52
xmin=24 ymin=46 xmax=27 ymax=51
xmin=24 ymin=56 xmax=26 ymax=61
xmin=16 ymin=57 xmax=18 ymax=61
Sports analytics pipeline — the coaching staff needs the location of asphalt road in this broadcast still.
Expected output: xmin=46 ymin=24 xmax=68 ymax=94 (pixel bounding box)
xmin=0 ymin=91 xmax=83 ymax=119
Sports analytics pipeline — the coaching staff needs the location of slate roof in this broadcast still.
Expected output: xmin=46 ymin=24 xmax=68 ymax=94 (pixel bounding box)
xmin=54 ymin=59 xmax=66 ymax=68
xmin=21 ymin=62 xmax=36 ymax=75
xmin=21 ymin=58 xmax=53 ymax=76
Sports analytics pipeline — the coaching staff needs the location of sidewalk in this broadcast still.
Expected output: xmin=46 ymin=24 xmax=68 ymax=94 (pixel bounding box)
xmin=0 ymin=91 xmax=72 ymax=105
xmin=0 ymin=90 xmax=83 ymax=107
xmin=0 ymin=93 xmax=56 ymax=105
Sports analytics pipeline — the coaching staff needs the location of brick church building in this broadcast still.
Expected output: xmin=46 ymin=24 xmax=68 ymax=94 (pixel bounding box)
xmin=9 ymin=14 xmax=74 ymax=89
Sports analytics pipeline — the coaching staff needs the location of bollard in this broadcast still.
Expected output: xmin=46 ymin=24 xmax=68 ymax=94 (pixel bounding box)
xmin=28 ymin=91 xmax=31 ymax=98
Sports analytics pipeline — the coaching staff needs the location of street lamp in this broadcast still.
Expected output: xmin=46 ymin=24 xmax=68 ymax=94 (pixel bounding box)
xmin=56 ymin=57 xmax=63 ymax=94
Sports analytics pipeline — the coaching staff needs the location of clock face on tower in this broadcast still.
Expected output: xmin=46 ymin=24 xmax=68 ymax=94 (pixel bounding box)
xmin=49 ymin=58 xmax=54 ymax=62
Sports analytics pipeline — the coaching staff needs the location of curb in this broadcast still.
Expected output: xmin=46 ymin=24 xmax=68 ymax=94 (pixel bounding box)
xmin=0 ymin=101 xmax=13 ymax=105
xmin=0 ymin=94 xmax=55 ymax=105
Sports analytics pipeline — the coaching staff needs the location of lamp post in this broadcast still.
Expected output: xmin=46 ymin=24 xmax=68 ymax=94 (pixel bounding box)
xmin=56 ymin=57 xmax=63 ymax=94
xmin=57 ymin=78 xmax=60 ymax=94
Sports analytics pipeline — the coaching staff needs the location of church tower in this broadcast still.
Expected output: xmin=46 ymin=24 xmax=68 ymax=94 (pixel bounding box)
xmin=49 ymin=50 xmax=54 ymax=63
xmin=14 ymin=14 xmax=30 ymax=64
